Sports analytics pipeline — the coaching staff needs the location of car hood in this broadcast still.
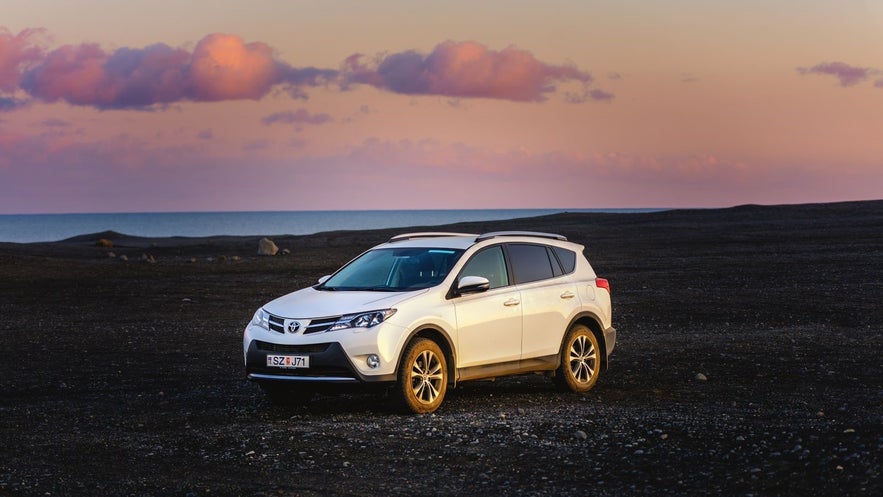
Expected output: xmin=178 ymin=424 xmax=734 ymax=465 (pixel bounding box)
xmin=263 ymin=287 xmax=426 ymax=318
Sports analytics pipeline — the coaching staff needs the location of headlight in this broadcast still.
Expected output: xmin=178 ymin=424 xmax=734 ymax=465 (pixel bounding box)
xmin=328 ymin=309 xmax=396 ymax=331
xmin=251 ymin=308 xmax=270 ymax=330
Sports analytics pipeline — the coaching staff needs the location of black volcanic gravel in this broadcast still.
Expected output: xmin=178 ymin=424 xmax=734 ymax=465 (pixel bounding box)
xmin=1 ymin=201 xmax=881 ymax=496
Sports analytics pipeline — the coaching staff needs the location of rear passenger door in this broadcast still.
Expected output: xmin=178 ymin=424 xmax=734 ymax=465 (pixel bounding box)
xmin=507 ymin=243 xmax=581 ymax=361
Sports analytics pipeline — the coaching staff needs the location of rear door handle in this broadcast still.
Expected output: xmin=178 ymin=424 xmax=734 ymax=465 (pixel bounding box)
xmin=560 ymin=291 xmax=575 ymax=299
xmin=503 ymin=298 xmax=521 ymax=307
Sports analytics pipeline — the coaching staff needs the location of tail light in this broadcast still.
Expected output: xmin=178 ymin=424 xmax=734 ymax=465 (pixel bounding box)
xmin=595 ymin=278 xmax=610 ymax=293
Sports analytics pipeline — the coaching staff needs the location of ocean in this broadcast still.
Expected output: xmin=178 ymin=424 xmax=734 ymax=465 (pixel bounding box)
xmin=0 ymin=209 xmax=659 ymax=243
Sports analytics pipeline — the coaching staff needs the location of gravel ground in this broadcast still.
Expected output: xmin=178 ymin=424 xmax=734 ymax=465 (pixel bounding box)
xmin=1 ymin=200 xmax=881 ymax=496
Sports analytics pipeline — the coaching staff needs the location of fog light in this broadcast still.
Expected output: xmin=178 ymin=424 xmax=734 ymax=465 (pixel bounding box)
xmin=366 ymin=354 xmax=380 ymax=369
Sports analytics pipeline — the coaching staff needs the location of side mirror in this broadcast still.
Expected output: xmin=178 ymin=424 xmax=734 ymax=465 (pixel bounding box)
xmin=457 ymin=275 xmax=490 ymax=295
xmin=317 ymin=275 xmax=331 ymax=285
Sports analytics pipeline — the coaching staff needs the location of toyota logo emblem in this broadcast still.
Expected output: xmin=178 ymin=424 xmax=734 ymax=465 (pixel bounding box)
xmin=286 ymin=321 xmax=301 ymax=334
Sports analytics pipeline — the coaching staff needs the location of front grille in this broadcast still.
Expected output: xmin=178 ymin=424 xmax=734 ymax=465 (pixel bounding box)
xmin=268 ymin=314 xmax=285 ymax=333
xmin=266 ymin=313 xmax=341 ymax=335
xmin=255 ymin=341 xmax=330 ymax=354
xmin=303 ymin=316 xmax=338 ymax=334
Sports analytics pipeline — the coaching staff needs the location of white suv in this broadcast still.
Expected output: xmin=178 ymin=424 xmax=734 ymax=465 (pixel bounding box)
xmin=243 ymin=232 xmax=616 ymax=413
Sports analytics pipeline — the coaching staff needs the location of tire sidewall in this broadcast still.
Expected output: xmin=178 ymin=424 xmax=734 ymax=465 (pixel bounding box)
xmin=559 ymin=325 xmax=601 ymax=392
xmin=396 ymin=338 xmax=447 ymax=414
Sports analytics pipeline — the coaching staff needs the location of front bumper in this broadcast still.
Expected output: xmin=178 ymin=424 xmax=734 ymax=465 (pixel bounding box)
xmin=245 ymin=340 xmax=396 ymax=384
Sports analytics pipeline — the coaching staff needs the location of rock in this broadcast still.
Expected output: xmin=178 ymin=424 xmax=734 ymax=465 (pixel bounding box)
xmin=695 ymin=373 xmax=708 ymax=382
xmin=189 ymin=258 xmax=197 ymax=263
xmin=258 ymin=238 xmax=279 ymax=256
xmin=218 ymin=255 xmax=227 ymax=262
xmin=107 ymin=252 xmax=116 ymax=258
xmin=96 ymin=238 xmax=113 ymax=248
xmin=281 ymin=248 xmax=291 ymax=255
xmin=119 ymin=255 xmax=128 ymax=262
xmin=231 ymin=255 xmax=241 ymax=261
xmin=574 ymin=430 xmax=587 ymax=440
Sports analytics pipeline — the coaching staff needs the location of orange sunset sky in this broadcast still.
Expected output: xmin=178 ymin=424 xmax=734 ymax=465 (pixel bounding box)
xmin=1 ymin=0 xmax=881 ymax=214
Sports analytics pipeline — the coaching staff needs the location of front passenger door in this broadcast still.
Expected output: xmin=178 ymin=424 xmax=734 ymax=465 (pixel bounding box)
xmin=453 ymin=245 xmax=522 ymax=368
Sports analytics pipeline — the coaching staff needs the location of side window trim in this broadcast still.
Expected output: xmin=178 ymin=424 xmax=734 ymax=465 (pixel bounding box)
xmin=547 ymin=246 xmax=564 ymax=276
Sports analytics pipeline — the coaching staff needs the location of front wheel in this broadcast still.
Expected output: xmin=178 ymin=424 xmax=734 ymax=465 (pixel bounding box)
xmin=396 ymin=338 xmax=448 ymax=414
xmin=554 ymin=324 xmax=601 ymax=393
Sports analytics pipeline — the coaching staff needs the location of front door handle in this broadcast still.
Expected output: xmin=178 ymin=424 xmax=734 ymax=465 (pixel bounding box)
xmin=503 ymin=298 xmax=521 ymax=307
xmin=560 ymin=291 xmax=575 ymax=299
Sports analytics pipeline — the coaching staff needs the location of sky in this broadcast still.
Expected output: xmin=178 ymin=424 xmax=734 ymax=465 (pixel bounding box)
xmin=1 ymin=0 xmax=882 ymax=214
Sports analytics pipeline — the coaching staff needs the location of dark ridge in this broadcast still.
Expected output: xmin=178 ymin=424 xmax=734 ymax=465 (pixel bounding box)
xmin=60 ymin=230 xmax=131 ymax=242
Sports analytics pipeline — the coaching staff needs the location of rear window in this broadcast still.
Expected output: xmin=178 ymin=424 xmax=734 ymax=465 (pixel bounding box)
xmin=552 ymin=247 xmax=577 ymax=273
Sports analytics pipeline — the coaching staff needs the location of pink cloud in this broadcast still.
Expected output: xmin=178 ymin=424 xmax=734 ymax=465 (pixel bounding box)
xmin=262 ymin=108 xmax=333 ymax=126
xmin=797 ymin=61 xmax=876 ymax=87
xmin=16 ymin=33 xmax=336 ymax=109
xmin=189 ymin=34 xmax=281 ymax=101
xmin=0 ymin=28 xmax=44 ymax=92
xmin=7 ymin=29 xmax=610 ymax=108
xmin=342 ymin=40 xmax=607 ymax=102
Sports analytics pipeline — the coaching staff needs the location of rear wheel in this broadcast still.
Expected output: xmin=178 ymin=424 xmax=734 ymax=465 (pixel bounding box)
xmin=260 ymin=383 xmax=314 ymax=407
xmin=554 ymin=324 xmax=601 ymax=392
xmin=396 ymin=338 xmax=448 ymax=414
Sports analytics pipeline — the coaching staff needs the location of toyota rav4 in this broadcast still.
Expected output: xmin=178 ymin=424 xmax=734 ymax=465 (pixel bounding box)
xmin=243 ymin=231 xmax=615 ymax=413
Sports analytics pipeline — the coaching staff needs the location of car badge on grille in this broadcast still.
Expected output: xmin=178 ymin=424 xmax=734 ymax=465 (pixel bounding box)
xmin=286 ymin=320 xmax=301 ymax=334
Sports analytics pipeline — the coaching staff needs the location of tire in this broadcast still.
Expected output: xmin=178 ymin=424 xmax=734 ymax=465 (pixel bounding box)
xmin=260 ymin=383 xmax=314 ymax=407
xmin=554 ymin=324 xmax=601 ymax=393
xmin=395 ymin=338 xmax=448 ymax=414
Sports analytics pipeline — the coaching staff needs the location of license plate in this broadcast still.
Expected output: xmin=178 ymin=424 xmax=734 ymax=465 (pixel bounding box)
xmin=266 ymin=355 xmax=310 ymax=369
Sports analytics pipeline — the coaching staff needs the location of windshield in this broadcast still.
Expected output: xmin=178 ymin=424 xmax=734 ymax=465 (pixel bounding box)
xmin=319 ymin=247 xmax=465 ymax=291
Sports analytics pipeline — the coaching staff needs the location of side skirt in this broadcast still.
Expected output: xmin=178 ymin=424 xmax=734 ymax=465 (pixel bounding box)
xmin=456 ymin=355 xmax=559 ymax=383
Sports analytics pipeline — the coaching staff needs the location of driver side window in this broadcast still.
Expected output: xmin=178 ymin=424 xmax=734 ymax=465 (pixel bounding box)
xmin=460 ymin=246 xmax=509 ymax=289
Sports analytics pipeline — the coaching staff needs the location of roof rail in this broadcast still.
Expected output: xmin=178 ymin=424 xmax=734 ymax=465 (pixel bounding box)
xmin=475 ymin=231 xmax=568 ymax=242
xmin=388 ymin=232 xmax=478 ymax=243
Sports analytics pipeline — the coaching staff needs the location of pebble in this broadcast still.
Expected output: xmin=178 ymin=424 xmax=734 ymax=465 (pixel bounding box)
xmin=574 ymin=430 xmax=587 ymax=440
xmin=695 ymin=373 xmax=708 ymax=381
